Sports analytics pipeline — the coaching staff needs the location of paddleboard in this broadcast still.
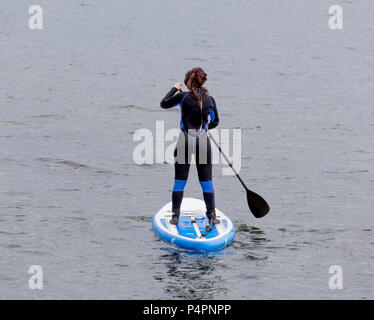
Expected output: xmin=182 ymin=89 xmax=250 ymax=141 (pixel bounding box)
xmin=152 ymin=197 xmax=235 ymax=252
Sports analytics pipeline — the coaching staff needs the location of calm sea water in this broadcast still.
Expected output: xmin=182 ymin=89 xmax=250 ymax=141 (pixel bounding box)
xmin=1 ymin=0 xmax=373 ymax=299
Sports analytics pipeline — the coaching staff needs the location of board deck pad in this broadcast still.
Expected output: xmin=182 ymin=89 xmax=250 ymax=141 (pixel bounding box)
xmin=160 ymin=217 xmax=224 ymax=239
xmin=153 ymin=198 xmax=235 ymax=251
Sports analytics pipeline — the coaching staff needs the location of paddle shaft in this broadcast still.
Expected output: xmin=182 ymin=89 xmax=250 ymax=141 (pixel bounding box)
xmin=208 ymin=133 xmax=248 ymax=191
xmin=208 ymin=132 xmax=270 ymax=218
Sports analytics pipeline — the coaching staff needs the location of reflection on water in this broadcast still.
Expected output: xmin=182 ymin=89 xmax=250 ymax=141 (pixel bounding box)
xmin=154 ymin=248 xmax=228 ymax=299
xmin=233 ymin=224 xmax=270 ymax=248
xmin=154 ymin=225 xmax=269 ymax=299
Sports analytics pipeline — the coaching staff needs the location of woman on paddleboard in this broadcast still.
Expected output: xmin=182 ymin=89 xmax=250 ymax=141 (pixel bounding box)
xmin=160 ymin=67 xmax=220 ymax=227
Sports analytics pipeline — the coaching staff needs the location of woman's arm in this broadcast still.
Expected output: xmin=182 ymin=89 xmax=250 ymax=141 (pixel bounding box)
xmin=208 ymin=96 xmax=219 ymax=129
xmin=160 ymin=83 xmax=184 ymax=109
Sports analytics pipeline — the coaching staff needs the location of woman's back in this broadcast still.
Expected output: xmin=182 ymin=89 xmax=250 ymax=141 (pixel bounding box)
xmin=160 ymin=87 xmax=219 ymax=133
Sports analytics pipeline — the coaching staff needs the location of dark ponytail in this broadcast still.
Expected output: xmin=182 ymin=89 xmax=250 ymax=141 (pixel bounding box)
xmin=184 ymin=67 xmax=208 ymax=109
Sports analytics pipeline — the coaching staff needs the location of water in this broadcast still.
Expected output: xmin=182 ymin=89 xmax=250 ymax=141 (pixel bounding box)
xmin=1 ymin=0 xmax=373 ymax=299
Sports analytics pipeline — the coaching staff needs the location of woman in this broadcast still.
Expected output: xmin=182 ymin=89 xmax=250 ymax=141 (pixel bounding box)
xmin=160 ymin=67 xmax=220 ymax=227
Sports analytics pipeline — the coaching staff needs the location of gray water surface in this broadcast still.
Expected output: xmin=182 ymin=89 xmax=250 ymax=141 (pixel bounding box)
xmin=1 ymin=0 xmax=373 ymax=299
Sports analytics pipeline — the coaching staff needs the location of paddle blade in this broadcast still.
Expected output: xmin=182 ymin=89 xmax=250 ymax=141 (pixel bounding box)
xmin=246 ymin=189 xmax=270 ymax=218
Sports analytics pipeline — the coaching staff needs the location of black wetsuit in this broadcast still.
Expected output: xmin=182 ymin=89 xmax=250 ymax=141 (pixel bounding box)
xmin=160 ymin=87 xmax=219 ymax=215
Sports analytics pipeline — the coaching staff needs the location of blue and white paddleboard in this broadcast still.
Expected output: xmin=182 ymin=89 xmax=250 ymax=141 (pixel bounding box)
xmin=153 ymin=198 xmax=235 ymax=252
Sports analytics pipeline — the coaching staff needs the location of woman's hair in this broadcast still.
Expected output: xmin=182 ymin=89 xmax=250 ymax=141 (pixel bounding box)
xmin=184 ymin=67 xmax=208 ymax=108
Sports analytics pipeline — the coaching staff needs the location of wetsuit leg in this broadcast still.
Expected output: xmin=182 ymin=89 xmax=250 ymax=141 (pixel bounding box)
xmin=196 ymin=134 xmax=215 ymax=212
xmin=172 ymin=133 xmax=191 ymax=214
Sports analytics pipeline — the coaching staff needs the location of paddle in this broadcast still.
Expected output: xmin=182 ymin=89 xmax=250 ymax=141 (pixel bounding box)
xmin=208 ymin=133 xmax=270 ymax=218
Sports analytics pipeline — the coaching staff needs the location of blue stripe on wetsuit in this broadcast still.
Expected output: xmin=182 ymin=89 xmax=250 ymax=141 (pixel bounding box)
xmin=210 ymin=108 xmax=215 ymax=123
xmin=209 ymin=96 xmax=218 ymax=125
xmin=200 ymin=180 xmax=214 ymax=193
xmin=173 ymin=179 xmax=187 ymax=192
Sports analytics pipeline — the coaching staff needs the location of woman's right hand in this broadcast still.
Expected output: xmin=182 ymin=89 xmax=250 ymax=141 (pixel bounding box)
xmin=173 ymin=82 xmax=182 ymax=90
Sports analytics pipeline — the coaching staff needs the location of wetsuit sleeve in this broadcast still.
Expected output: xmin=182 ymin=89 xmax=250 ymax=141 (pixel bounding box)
xmin=208 ymin=96 xmax=219 ymax=130
xmin=160 ymin=87 xmax=184 ymax=109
